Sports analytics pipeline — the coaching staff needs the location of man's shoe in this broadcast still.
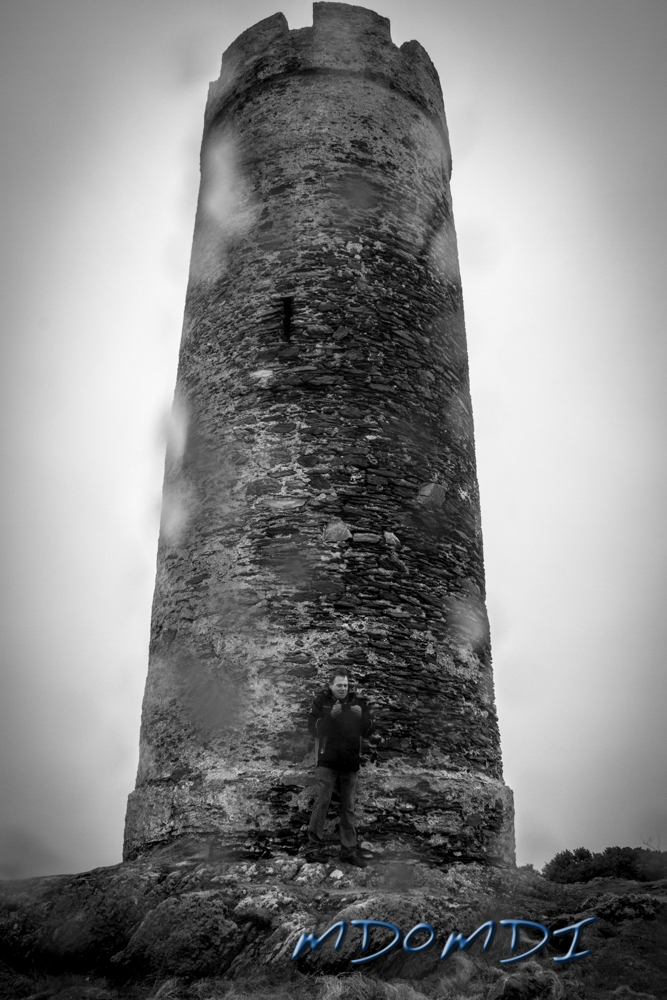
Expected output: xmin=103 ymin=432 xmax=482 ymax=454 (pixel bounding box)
xmin=341 ymin=851 xmax=368 ymax=869
xmin=304 ymin=848 xmax=329 ymax=864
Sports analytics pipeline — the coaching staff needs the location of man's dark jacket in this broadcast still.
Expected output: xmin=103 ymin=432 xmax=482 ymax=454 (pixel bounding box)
xmin=307 ymin=687 xmax=374 ymax=772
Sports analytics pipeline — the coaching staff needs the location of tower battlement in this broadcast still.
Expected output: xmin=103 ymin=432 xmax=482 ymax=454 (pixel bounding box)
xmin=206 ymin=3 xmax=447 ymax=146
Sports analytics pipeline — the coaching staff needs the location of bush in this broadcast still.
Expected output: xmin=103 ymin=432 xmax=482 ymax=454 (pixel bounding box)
xmin=543 ymin=846 xmax=640 ymax=883
xmin=633 ymin=847 xmax=667 ymax=882
xmin=543 ymin=844 xmax=667 ymax=883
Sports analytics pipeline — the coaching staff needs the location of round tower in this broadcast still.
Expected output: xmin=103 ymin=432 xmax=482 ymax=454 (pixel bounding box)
xmin=124 ymin=2 xmax=515 ymax=866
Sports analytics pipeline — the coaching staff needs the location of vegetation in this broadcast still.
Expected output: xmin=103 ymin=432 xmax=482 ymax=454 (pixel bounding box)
xmin=543 ymin=844 xmax=667 ymax=883
xmin=0 ymin=958 xmax=548 ymax=1000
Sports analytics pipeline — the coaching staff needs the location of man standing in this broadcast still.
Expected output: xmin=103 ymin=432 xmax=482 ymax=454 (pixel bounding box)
xmin=305 ymin=668 xmax=374 ymax=868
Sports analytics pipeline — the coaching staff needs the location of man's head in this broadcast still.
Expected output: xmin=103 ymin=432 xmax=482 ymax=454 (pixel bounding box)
xmin=329 ymin=668 xmax=349 ymax=701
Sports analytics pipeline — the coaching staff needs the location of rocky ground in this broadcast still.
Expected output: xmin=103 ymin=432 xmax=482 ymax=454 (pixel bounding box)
xmin=1 ymin=841 xmax=665 ymax=1000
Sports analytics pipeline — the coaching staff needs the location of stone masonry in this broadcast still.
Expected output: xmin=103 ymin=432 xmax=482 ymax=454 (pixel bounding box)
xmin=124 ymin=2 xmax=515 ymax=866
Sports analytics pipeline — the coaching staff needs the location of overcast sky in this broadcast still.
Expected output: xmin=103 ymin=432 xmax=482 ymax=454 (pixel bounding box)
xmin=1 ymin=0 xmax=665 ymax=880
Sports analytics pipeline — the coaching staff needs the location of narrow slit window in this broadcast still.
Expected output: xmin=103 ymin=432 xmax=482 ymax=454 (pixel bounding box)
xmin=281 ymin=297 xmax=293 ymax=342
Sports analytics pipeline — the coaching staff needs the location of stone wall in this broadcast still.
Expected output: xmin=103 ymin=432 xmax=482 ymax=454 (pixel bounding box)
xmin=124 ymin=2 xmax=515 ymax=866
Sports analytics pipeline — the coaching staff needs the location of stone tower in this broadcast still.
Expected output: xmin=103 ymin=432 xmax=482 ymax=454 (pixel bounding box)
xmin=124 ymin=2 xmax=514 ymax=866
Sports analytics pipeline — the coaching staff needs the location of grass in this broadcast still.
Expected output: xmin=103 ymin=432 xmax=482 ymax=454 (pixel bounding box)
xmin=164 ymin=955 xmax=557 ymax=1000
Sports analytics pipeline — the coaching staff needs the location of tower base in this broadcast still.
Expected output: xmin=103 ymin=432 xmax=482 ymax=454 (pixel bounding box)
xmin=123 ymin=763 xmax=514 ymax=865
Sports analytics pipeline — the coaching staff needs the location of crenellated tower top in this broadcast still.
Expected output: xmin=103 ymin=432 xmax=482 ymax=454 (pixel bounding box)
xmin=205 ymin=3 xmax=448 ymax=153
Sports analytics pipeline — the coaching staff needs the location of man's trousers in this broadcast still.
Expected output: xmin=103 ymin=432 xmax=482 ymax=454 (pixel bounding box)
xmin=308 ymin=766 xmax=359 ymax=855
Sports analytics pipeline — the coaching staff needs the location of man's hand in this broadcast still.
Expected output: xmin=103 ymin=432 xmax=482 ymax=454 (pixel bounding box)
xmin=331 ymin=702 xmax=343 ymax=717
xmin=350 ymin=705 xmax=362 ymax=717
